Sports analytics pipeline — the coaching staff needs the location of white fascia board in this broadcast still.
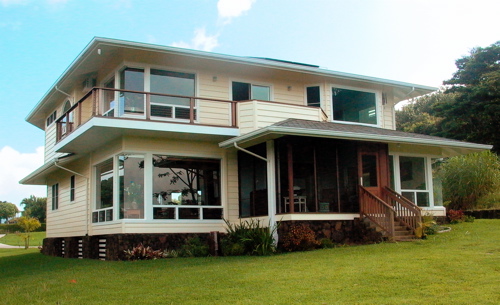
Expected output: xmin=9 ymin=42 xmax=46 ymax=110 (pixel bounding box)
xmin=55 ymin=117 xmax=240 ymax=152
xmin=219 ymin=125 xmax=492 ymax=151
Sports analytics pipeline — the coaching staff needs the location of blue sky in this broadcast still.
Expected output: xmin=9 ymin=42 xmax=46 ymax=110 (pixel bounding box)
xmin=1 ymin=0 xmax=499 ymax=208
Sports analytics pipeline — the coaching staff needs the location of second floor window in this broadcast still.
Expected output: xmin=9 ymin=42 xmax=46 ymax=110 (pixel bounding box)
xmin=306 ymin=86 xmax=321 ymax=107
xmin=232 ymin=82 xmax=270 ymax=101
xmin=332 ymin=87 xmax=377 ymax=125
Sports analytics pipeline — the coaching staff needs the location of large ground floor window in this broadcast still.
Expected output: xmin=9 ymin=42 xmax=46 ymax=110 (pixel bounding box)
xmin=93 ymin=153 xmax=222 ymax=222
xmin=389 ymin=154 xmax=442 ymax=208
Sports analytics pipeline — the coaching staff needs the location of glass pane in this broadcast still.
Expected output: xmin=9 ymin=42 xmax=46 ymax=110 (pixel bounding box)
xmin=150 ymin=69 xmax=194 ymax=107
xmin=179 ymin=208 xmax=200 ymax=219
xmin=389 ymin=155 xmax=395 ymax=189
xmin=362 ymin=155 xmax=378 ymax=187
xmin=432 ymin=158 xmax=443 ymax=206
xmin=251 ymin=85 xmax=270 ymax=101
xmin=399 ymin=156 xmax=427 ymax=190
xmin=402 ymin=191 xmax=415 ymax=202
xmin=332 ymin=88 xmax=377 ymax=124
xmin=153 ymin=207 xmax=175 ymax=219
xmin=119 ymin=154 xmax=145 ymax=219
xmin=120 ymin=68 xmax=144 ymax=115
xmin=103 ymin=78 xmax=115 ymax=116
xmin=306 ymin=86 xmax=321 ymax=107
xmin=232 ymin=82 xmax=250 ymax=101
xmin=417 ymin=192 xmax=430 ymax=207
xmin=153 ymin=155 xmax=221 ymax=207
xmin=203 ymin=208 xmax=223 ymax=219
xmin=96 ymin=159 xmax=113 ymax=210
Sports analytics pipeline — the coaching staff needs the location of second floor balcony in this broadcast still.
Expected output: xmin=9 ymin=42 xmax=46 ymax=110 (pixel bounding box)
xmin=54 ymin=88 xmax=328 ymax=153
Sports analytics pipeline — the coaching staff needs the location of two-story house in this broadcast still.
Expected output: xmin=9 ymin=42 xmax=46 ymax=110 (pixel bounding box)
xmin=21 ymin=37 xmax=491 ymax=259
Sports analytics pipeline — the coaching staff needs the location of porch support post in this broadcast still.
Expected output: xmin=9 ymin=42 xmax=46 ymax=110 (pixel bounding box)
xmin=287 ymin=143 xmax=294 ymax=213
xmin=266 ymin=141 xmax=278 ymax=242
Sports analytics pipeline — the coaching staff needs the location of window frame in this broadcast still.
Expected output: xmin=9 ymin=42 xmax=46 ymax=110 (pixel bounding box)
xmin=51 ymin=183 xmax=59 ymax=210
xmin=231 ymin=80 xmax=272 ymax=101
xmin=70 ymin=175 xmax=75 ymax=202
xmin=305 ymin=84 xmax=322 ymax=108
xmin=330 ymin=84 xmax=381 ymax=127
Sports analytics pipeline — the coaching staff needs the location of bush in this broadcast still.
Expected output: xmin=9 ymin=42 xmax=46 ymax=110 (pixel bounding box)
xmin=124 ymin=243 xmax=164 ymax=260
xmin=281 ymin=223 xmax=320 ymax=252
xmin=179 ymin=237 xmax=209 ymax=257
xmin=0 ymin=223 xmax=45 ymax=233
xmin=439 ymin=151 xmax=500 ymax=210
xmin=448 ymin=210 xmax=465 ymax=224
xmin=221 ymin=219 xmax=279 ymax=256
xmin=319 ymin=238 xmax=335 ymax=249
xmin=476 ymin=191 xmax=500 ymax=209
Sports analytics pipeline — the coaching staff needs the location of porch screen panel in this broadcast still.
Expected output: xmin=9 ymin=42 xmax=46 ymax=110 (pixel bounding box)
xmin=238 ymin=143 xmax=268 ymax=217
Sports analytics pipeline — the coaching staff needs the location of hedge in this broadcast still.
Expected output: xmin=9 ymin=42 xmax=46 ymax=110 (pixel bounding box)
xmin=0 ymin=223 xmax=46 ymax=233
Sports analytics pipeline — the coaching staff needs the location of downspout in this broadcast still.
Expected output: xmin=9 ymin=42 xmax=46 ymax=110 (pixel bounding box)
xmin=54 ymin=159 xmax=90 ymax=236
xmin=55 ymin=86 xmax=74 ymax=103
xmin=233 ymin=142 xmax=278 ymax=244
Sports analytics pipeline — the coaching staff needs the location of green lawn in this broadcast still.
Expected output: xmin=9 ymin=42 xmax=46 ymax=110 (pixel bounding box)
xmin=0 ymin=220 xmax=499 ymax=305
xmin=0 ymin=231 xmax=45 ymax=247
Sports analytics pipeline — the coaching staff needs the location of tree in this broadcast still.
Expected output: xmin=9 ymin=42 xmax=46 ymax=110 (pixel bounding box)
xmin=436 ymin=41 xmax=500 ymax=152
xmin=17 ymin=216 xmax=42 ymax=249
xmin=0 ymin=201 xmax=18 ymax=223
xmin=396 ymin=91 xmax=448 ymax=134
xmin=20 ymin=195 xmax=47 ymax=223
xmin=438 ymin=151 xmax=500 ymax=210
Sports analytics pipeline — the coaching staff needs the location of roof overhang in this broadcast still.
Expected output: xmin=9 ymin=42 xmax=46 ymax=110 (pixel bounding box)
xmin=219 ymin=122 xmax=492 ymax=157
xmin=19 ymin=154 xmax=80 ymax=185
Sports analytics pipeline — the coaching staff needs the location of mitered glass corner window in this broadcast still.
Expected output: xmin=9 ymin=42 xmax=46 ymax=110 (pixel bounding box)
xmin=332 ymin=88 xmax=377 ymax=125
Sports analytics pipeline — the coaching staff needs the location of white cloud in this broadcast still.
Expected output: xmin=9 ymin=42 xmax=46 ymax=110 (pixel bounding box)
xmin=172 ymin=28 xmax=219 ymax=52
xmin=0 ymin=146 xmax=46 ymax=209
xmin=217 ymin=0 xmax=255 ymax=23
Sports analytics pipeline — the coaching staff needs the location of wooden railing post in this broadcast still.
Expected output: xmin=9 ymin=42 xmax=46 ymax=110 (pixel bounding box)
xmin=189 ymin=98 xmax=195 ymax=124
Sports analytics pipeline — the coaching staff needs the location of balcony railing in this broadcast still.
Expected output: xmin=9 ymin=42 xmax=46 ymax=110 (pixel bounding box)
xmin=56 ymin=88 xmax=239 ymax=142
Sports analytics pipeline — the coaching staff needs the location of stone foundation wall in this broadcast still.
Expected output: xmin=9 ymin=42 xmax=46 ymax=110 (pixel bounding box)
xmin=41 ymin=219 xmax=382 ymax=260
xmin=277 ymin=219 xmax=383 ymax=245
xmin=41 ymin=233 xmax=219 ymax=261
xmin=464 ymin=209 xmax=500 ymax=219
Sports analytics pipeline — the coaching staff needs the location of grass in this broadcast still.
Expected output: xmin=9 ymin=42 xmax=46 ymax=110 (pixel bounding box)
xmin=0 ymin=220 xmax=499 ymax=305
xmin=0 ymin=232 xmax=46 ymax=247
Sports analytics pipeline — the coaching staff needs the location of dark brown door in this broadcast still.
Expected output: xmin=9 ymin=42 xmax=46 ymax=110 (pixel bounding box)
xmin=358 ymin=143 xmax=389 ymax=198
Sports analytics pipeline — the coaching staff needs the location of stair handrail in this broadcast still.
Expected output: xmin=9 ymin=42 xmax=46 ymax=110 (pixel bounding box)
xmin=359 ymin=186 xmax=395 ymax=240
xmin=382 ymin=187 xmax=422 ymax=234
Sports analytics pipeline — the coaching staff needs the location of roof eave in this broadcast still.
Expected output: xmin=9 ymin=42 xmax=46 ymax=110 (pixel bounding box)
xmin=219 ymin=126 xmax=492 ymax=153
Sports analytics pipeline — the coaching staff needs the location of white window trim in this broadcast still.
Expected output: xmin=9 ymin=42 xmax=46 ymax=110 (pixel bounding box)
xmin=329 ymin=84 xmax=382 ymax=127
xmin=92 ymin=150 xmax=226 ymax=223
xmin=229 ymin=78 xmax=274 ymax=101
xmin=390 ymin=153 xmax=437 ymax=208
xmin=304 ymin=84 xmax=324 ymax=109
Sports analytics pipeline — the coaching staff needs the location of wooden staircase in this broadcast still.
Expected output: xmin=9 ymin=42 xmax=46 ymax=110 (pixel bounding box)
xmin=359 ymin=186 xmax=422 ymax=241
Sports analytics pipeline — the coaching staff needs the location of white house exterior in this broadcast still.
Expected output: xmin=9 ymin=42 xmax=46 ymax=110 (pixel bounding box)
xmin=20 ymin=37 xmax=491 ymax=259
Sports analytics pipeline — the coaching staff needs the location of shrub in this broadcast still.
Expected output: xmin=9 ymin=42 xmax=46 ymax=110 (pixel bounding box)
xmin=448 ymin=209 xmax=465 ymax=224
xmin=124 ymin=243 xmax=164 ymax=260
xmin=221 ymin=219 xmax=279 ymax=256
xmin=179 ymin=237 xmax=209 ymax=257
xmin=439 ymin=151 xmax=500 ymax=210
xmin=476 ymin=191 xmax=500 ymax=209
xmin=464 ymin=215 xmax=475 ymax=223
xmin=319 ymin=238 xmax=335 ymax=249
xmin=281 ymin=223 xmax=320 ymax=252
